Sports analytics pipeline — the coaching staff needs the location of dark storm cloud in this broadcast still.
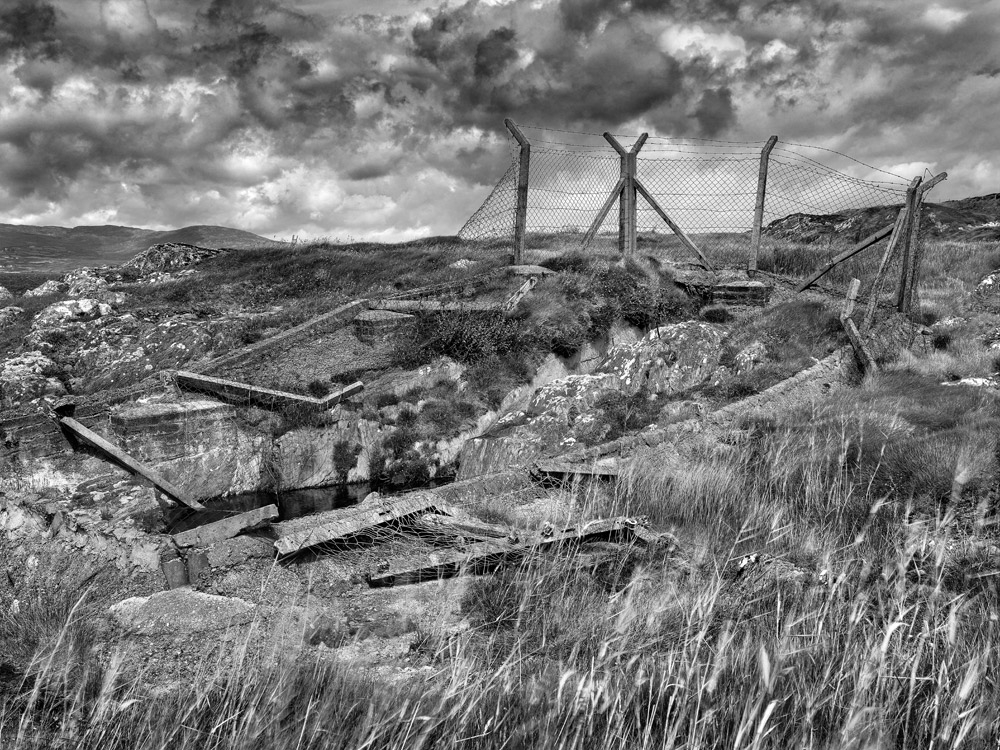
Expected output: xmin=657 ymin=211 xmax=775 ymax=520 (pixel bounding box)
xmin=0 ymin=0 xmax=996 ymax=238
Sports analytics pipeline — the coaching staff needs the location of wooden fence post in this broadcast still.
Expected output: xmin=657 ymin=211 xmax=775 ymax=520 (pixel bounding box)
xmin=893 ymin=177 xmax=924 ymax=314
xmin=897 ymin=171 xmax=947 ymax=315
xmin=748 ymin=135 xmax=778 ymax=278
xmin=863 ymin=176 xmax=920 ymax=329
xmin=604 ymin=132 xmax=647 ymax=256
xmin=504 ymin=118 xmax=530 ymax=265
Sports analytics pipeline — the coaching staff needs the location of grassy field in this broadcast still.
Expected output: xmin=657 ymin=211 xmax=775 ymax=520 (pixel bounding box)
xmin=4 ymin=233 xmax=1000 ymax=747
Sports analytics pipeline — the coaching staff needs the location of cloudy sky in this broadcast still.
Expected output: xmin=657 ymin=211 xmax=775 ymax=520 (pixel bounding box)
xmin=0 ymin=0 xmax=997 ymax=241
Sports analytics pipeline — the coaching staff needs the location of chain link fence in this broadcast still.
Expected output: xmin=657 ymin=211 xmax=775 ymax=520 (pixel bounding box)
xmin=459 ymin=124 xmax=913 ymax=294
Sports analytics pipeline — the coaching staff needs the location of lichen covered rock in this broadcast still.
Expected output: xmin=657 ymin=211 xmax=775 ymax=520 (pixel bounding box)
xmin=0 ymin=351 xmax=66 ymax=407
xmin=123 ymin=242 xmax=224 ymax=277
xmin=23 ymin=279 xmax=67 ymax=298
xmin=32 ymin=298 xmax=113 ymax=330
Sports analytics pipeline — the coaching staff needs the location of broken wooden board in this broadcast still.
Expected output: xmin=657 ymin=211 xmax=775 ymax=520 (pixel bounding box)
xmin=274 ymin=493 xmax=442 ymax=556
xmin=58 ymin=417 xmax=205 ymax=511
xmin=406 ymin=513 xmax=510 ymax=546
xmin=534 ymin=459 xmax=620 ymax=478
xmin=173 ymin=504 xmax=279 ymax=548
xmin=175 ymin=371 xmax=363 ymax=411
xmin=367 ymin=517 xmax=659 ymax=587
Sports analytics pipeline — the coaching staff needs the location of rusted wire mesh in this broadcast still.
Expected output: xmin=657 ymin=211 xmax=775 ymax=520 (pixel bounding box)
xmin=459 ymin=126 xmax=912 ymax=288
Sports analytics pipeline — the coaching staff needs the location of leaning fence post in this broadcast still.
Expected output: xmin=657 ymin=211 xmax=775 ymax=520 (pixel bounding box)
xmin=863 ymin=176 xmax=920 ymax=329
xmin=897 ymin=171 xmax=946 ymax=315
xmin=504 ymin=118 xmax=530 ymax=265
xmin=893 ymin=176 xmax=924 ymax=314
xmin=748 ymin=135 xmax=778 ymax=278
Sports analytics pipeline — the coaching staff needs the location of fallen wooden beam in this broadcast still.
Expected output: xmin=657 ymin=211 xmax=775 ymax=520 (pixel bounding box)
xmin=406 ymin=513 xmax=510 ymax=545
xmin=796 ymin=224 xmax=895 ymax=293
xmin=58 ymin=417 xmax=204 ymax=511
xmin=534 ymin=459 xmax=620 ymax=477
xmin=502 ymin=276 xmax=538 ymax=313
xmin=173 ymin=504 xmax=279 ymax=548
xmin=273 ymin=493 xmax=441 ymax=556
xmin=367 ymin=517 xmax=658 ymax=587
xmin=175 ymin=371 xmax=363 ymax=411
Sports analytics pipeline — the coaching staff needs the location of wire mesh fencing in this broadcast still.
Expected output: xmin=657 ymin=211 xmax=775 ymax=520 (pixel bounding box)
xmin=459 ymin=124 xmax=914 ymax=298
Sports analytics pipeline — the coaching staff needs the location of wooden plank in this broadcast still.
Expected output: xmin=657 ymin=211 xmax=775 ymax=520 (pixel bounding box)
xmin=748 ymin=135 xmax=779 ymax=277
xmin=58 ymin=417 xmax=205 ymax=511
xmin=903 ymin=172 xmax=947 ymax=313
xmin=581 ymin=176 xmax=627 ymax=250
xmin=893 ymin=177 xmax=924 ymax=313
xmin=795 ymin=224 xmax=894 ymax=293
xmin=534 ymin=459 xmax=620 ymax=477
xmin=367 ymin=517 xmax=655 ymax=587
xmin=406 ymin=513 xmax=510 ymax=545
xmin=173 ymin=504 xmax=279 ymax=548
xmin=635 ymin=179 xmax=716 ymax=273
xmin=273 ymin=494 xmax=440 ymax=556
xmin=505 ymin=119 xmax=530 ymax=265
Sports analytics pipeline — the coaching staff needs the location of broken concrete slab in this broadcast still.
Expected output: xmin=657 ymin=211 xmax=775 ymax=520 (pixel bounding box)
xmin=109 ymin=589 xmax=254 ymax=635
xmin=172 ymin=504 xmax=279 ymax=548
xmin=273 ymin=492 xmax=442 ymax=556
xmin=174 ymin=371 xmax=363 ymax=411
xmin=58 ymin=416 xmax=205 ymax=510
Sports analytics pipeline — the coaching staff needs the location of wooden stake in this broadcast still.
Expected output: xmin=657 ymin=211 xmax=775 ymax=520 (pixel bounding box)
xmin=748 ymin=135 xmax=778 ymax=278
xmin=504 ymin=118 xmax=530 ymax=265
xmin=634 ymin=179 xmax=716 ymax=273
xmin=840 ymin=278 xmax=877 ymax=374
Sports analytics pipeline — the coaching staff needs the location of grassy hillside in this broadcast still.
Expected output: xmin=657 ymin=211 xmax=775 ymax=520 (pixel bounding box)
xmin=0 ymin=223 xmax=282 ymax=273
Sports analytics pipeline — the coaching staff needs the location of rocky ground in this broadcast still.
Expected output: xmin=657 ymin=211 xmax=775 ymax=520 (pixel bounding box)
xmin=4 ymin=235 xmax=1000 ymax=730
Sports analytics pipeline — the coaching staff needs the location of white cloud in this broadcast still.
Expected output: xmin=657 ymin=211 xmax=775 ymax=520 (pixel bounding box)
xmin=659 ymin=25 xmax=747 ymax=67
xmin=922 ymin=4 xmax=968 ymax=30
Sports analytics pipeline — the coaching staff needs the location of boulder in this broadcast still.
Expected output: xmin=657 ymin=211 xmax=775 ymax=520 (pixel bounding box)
xmin=0 ymin=351 xmax=66 ymax=407
xmin=32 ymin=298 xmax=113 ymax=330
xmin=974 ymin=270 xmax=1000 ymax=312
xmin=0 ymin=307 xmax=24 ymax=328
xmin=0 ymin=286 xmax=12 ymax=301
xmin=123 ymin=243 xmax=223 ymax=277
xmin=23 ymin=280 xmax=67 ymax=298
xmin=109 ymin=589 xmax=254 ymax=635
xmin=733 ymin=341 xmax=767 ymax=375
xmin=63 ymin=269 xmax=108 ymax=297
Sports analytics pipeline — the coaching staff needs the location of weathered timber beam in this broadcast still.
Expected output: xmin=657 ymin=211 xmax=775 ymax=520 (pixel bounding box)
xmin=634 ymin=179 xmax=716 ymax=273
xmin=58 ymin=417 xmax=205 ymax=510
xmin=367 ymin=517 xmax=658 ymax=587
xmin=318 ymin=382 xmax=364 ymax=409
xmin=795 ymin=224 xmax=895 ymax=293
xmin=173 ymin=504 xmax=279 ymax=548
xmin=534 ymin=459 xmax=620 ymax=477
xmin=273 ymin=493 xmax=441 ymax=556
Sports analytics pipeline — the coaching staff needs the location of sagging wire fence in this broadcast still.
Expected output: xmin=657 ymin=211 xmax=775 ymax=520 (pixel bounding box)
xmin=459 ymin=121 xmax=947 ymax=310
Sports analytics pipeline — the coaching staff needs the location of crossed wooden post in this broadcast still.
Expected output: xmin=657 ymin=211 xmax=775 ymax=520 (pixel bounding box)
xmin=581 ymin=132 xmax=715 ymax=271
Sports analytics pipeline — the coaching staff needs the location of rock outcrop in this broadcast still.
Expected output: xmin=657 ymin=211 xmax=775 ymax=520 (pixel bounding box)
xmin=0 ymin=286 xmax=12 ymax=301
xmin=23 ymin=280 xmax=67 ymax=298
xmin=123 ymin=243 xmax=224 ymax=277
xmin=459 ymin=321 xmax=726 ymax=478
xmin=0 ymin=351 xmax=66 ymax=407
xmin=109 ymin=589 xmax=254 ymax=635
xmin=0 ymin=306 xmax=23 ymax=327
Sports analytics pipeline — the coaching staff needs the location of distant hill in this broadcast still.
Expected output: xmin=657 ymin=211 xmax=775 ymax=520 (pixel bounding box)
xmin=0 ymin=223 xmax=284 ymax=273
xmin=764 ymin=193 xmax=1000 ymax=244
